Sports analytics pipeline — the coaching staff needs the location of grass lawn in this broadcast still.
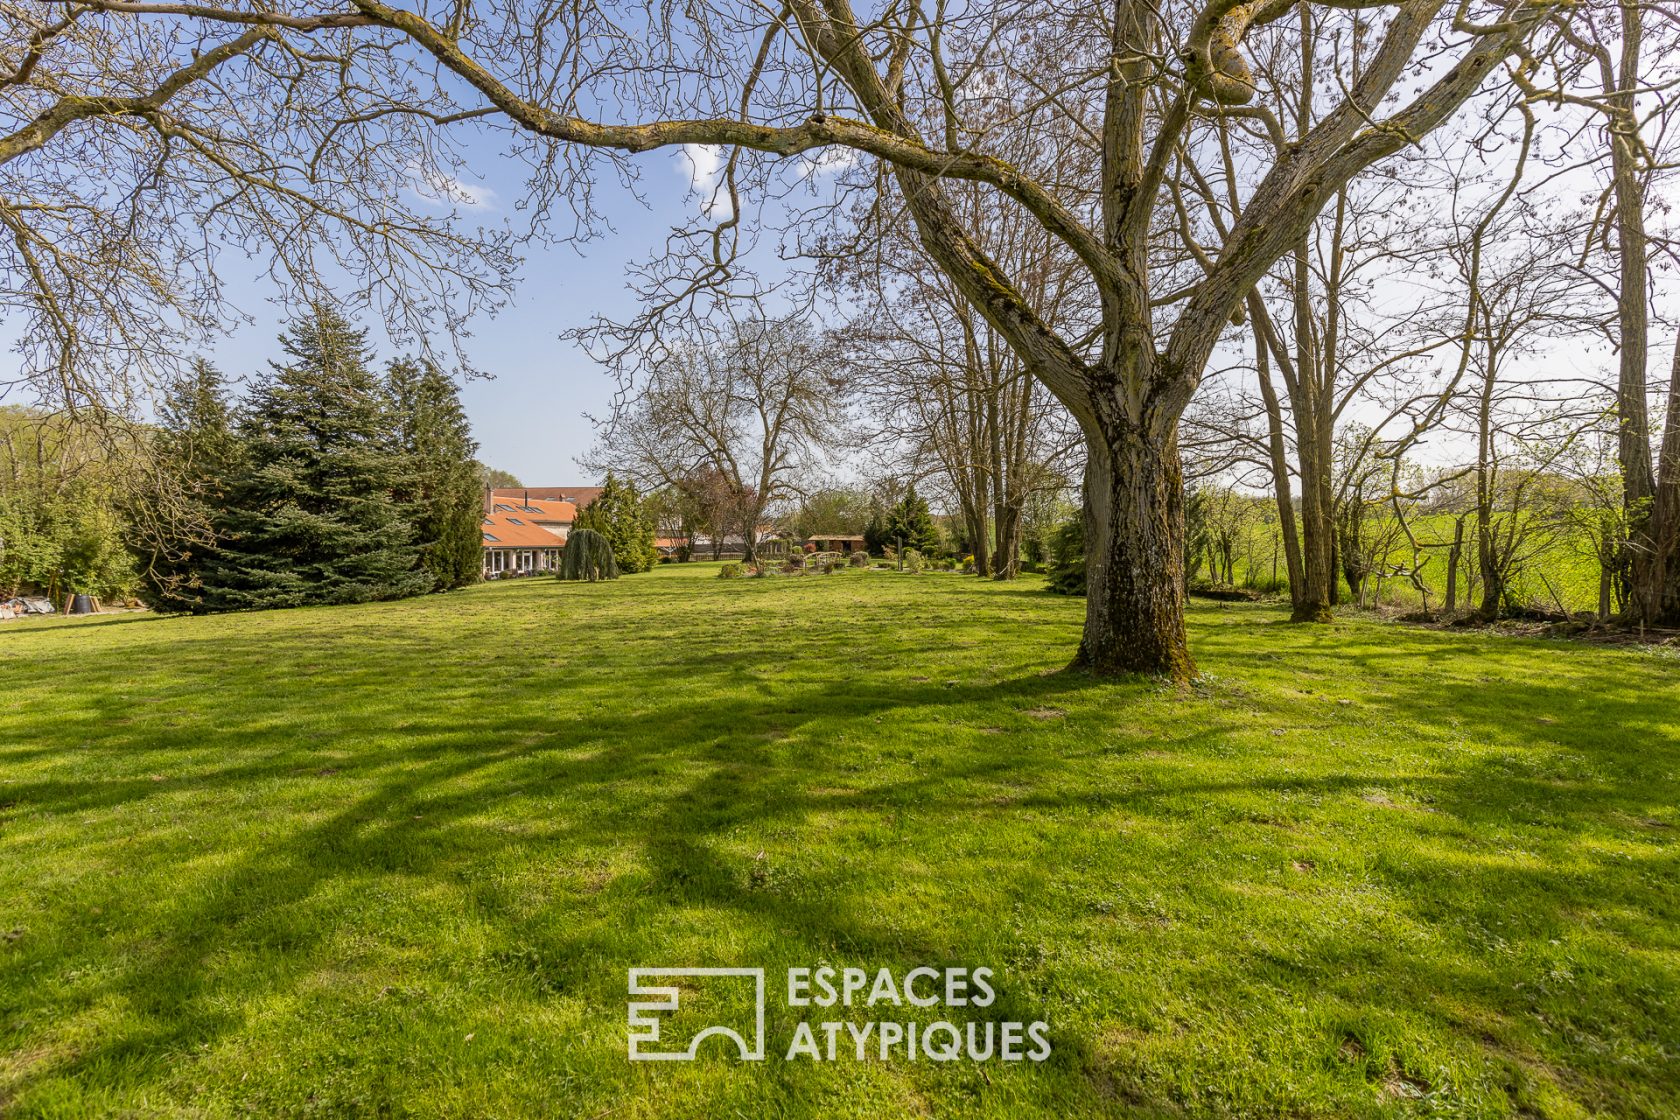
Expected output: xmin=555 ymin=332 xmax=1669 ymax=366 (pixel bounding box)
xmin=1 ymin=564 xmax=1676 ymax=1118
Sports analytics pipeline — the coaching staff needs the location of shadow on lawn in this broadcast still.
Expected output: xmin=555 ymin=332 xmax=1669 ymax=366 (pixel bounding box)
xmin=2 ymin=599 xmax=1676 ymax=1115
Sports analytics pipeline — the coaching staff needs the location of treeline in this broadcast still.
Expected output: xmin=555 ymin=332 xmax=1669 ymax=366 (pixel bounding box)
xmin=134 ymin=305 xmax=483 ymax=613
xmin=0 ymin=409 xmax=138 ymax=602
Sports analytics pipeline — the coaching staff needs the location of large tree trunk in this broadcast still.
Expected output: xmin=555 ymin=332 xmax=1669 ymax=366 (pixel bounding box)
xmin=1294 ymin=434 xmax=1337 ymax=622
xmin=1655 ymin=331 xmax=1680 ymax=622
xmin=1603 ymin=0 xmax=1662 ymax=625
xmin=963 ymin=496 xmax=991 ymax=577
xmin=1077 ymin=425 xmax=1194 ymax=681
xmin=1250 ymin=307 xmax=1306 ymax=609
xmin=993 ymin=498 xmax=1022 ymax=580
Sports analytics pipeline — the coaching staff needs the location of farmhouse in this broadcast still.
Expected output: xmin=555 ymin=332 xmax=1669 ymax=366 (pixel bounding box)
xmin=481 ymin=487 xmax=594 ymax=577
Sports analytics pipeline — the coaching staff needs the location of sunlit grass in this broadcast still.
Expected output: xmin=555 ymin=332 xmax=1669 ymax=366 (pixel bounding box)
xmin=1 ymin=564 xmax=1675 ymax=1118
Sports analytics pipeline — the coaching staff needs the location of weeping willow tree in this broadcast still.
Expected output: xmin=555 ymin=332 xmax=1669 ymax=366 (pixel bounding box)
xmin=558 ymin=528 xmax=618 ymax=582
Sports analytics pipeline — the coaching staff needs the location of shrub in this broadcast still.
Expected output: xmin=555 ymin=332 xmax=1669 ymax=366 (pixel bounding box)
xmin=903 ymin=548 xmax=926 ymax=574
xmin=719 ymin=562 xmax=743 ymax=579
xmin=558 ymin=528 xmax=618 ymax=582
xmin=849 ymin=550 xmax=869 ymax=568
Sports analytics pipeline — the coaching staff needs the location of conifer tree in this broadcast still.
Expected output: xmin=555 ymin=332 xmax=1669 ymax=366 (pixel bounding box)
xmin=203 ymin=304 xmax=430 ymax=609
xmin=387 ymin=358 xmax=482 ymax=590
xmin=573 ymin=473 xmax=657 ymax=573
xmin=557 ymin=527 xmax=618 ymax=581
xmin=862 ymin=507 xmax=888 ymax=557
xmin=132 ymin=358 xmax=242 ymax=611
xmin=885 ymin=484 xmax=939 ymax=554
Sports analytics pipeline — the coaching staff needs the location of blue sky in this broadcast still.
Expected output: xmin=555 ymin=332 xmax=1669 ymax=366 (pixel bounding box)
xmin=202 ymin=143 xmax=723 ymax=487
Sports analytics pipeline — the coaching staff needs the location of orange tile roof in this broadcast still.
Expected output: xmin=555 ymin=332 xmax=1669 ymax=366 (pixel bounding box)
xmin=487 ymin=497 xmax=576 ymax=522
xmin=482 ymin=510 xmax=568 ymax=548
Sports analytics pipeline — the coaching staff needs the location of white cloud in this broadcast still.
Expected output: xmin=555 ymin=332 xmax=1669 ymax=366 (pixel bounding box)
xmin=676 ymin=144 xmax=734 ymax=221
xmin=404 ymin=163 xmax=498 ymax=211
xmin=798 ymin=146 xmax=859 ymax=180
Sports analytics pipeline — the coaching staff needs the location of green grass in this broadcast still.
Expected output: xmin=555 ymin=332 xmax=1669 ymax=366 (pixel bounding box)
xmin=1 ymin=564 xmax=1676 ymax=1118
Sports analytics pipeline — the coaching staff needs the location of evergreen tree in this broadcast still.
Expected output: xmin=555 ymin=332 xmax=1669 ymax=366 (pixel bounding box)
xmin=557 ymin=527 xmax=618 ymax=581
xmin=1045 ymin=516 xmax=1086 ymax=596
xmin=573 ymin=473 xmax=657 ymax=573
xmin=885 ymin=484 xmax=939 ymax=554
xmin=133 ymin=359 xmax=241 ymax=611
xmin=387 ymin=358 xmax=482 ymax=590
xmin=203 ymin=304 xmax=431 ymax=609
xmin=862 ymin=506 xmax=888 ymax=556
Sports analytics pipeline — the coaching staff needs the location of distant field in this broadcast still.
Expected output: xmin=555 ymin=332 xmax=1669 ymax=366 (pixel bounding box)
xmin=1 ymin=565 xmax=1676 ymax=1118
xmin=1210 ymin=511 xmax=1603 ymax=613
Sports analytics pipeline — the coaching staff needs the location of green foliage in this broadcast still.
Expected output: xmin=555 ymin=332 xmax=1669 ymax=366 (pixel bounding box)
xmin=1045 ymin=515 xmax=1085 ymax=596
xmin=557 ymin=528 xmax=618 ymax=581
xmin=1184 ymin=486 xmax=1211 ymax=586
xmin=0 ymin=407 xmax=137 ymax=602
xmin=718 ymin=562 xmax=743 ymax=579
xmin=902 ymin=547 xmax=926 ymax=574
xmin=202 ymin=304 xmax=432 ymax=610
xmin=884 ymin=484 xmax=938 ymax=554
xmin=478 ymin=464 xmax=521 ymax=489
xmin=573 ymin=473 xmax=657 ymax=573
xmin=863 ymin=507 xmax=888 ymax=555
xmin=130 ymin=360 xmax=243 ymax=612
xmin=849 ymin=550 xmax=869 ymax=568
xmin=387 ymin=358 xmax=482 ymax=590
xmin=790 ymin=488 xmax=872 ymax=541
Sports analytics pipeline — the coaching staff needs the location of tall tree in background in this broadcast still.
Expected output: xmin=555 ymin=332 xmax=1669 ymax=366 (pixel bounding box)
xmin=589 ymin=316 xmax=842 ymax=565
xmin=837 ymin=166 xmax=1081 ymax=581
xmin=131 ymin=358 xmax=242 ymax=611
xmin=203 ymin=306 xmax=430 ymax=610
xmin=478 ymin=464 xmax=522 ymax=490
xmin=1516 ymin=0 xmax=1680 ymax=624
xmin=573 ymin=473 xmax=657 ymax=574
xmin=885 ymin=485 xmax=939 ymax=555
xmin=387 ymin=358 xmax=482 ymax=590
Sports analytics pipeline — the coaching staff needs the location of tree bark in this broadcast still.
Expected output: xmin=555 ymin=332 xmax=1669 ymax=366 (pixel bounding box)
xmin=1446 ymin=516 xmax=1464 ymax=613
xmin=1076 ymin=425 xmax=1194 ymax=679
xmin=1655 ymin=329 xmax=1680 ymax=621
xmin=1250 ymin=301 xmax=1306 ymax=607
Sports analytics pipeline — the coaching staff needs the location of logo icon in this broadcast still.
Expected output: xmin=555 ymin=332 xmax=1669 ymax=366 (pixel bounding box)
xmin=627 ymin=967 xmax=766 ymax=1061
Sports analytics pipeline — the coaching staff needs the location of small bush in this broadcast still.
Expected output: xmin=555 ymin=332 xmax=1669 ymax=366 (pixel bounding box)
xmin=719 ymin=562 xmax=743 ymax=579
xmin=849 ymin=550 xmax=869 ymax=568
xmin=903 ymin=548 xmax=926 ymax=574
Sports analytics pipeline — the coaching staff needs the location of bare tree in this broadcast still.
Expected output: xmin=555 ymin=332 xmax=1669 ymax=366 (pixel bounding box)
xmin=837 ymin=192 xmax=1080 ymax=579
xmin=587 ymin=315 xmax=843 ymax=564
xmin=0 ymin=2 xmax=514 ymax=417
xmin=1513 ymin=0 xmax=1680 ymax=623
